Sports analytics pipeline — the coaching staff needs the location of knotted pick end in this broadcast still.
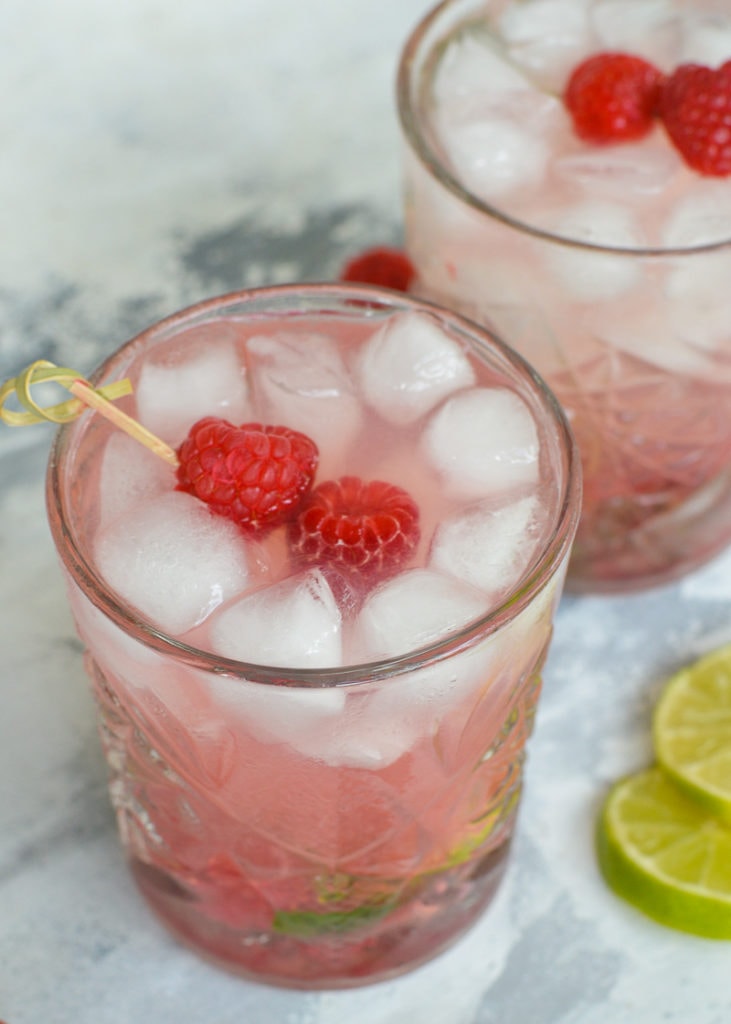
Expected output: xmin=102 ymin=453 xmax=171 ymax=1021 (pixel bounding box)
xmin=0 ymin=360 xmax=179 ymax=467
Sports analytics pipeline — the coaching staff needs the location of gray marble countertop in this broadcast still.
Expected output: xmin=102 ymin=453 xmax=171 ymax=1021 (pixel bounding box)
xmin=3 ymin=2 xmax=731 ymax=1022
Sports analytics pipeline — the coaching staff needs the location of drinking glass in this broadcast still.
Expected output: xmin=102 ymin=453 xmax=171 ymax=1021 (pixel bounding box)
xmin=397 ymin=0 xmax=731 ymax=592
xmin=46 ymin=283 xmax=580 ymax=987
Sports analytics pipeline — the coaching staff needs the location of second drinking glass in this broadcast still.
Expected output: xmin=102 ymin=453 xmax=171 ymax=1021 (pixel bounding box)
xmin=397 ymin=0 xmax=731 ymax=592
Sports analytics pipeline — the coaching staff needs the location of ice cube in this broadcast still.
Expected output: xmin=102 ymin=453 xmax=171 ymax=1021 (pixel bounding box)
xmin=352 ymin=567 xmax=487 ymax=661
xmin=69 ymin=582 xmax=164 ymax=683
xmin=98 ymin=432 xmax=174 ymax=527
xmin=663 ymin=250 xmax=731 ymax=357
xmin=591 ymin=0 xmax=682 ymax=70
xmin=553 ymin=136 xmax=683 ymax=200
xmin=539 ymin=200 xmax=643 ymax=302
xmin=422 ymin=387 xmax=540 ymax=500
xmin=336 ymin=646 xmax=496 ymax=767
xmin=73 ymin=592 xmax=240 ymax=785
xmin=660 ymin=189 xmax=731 ymax=352
xmin=135 ymin=327 xmax=250 ymax=445
xmin=216 ymin=673 xmax=346 ymax=753
xmin=434 ymin=31 xmax=532 ymax=108
xmin=94 ymin=491 xmax=259 ymax=636
xmin=214 ymin=664 xmax=413 ymax=770
xmin=593 ymin=306 xmax=721 ymax=380
xmin=432 ymin=26 xmax=560 ymax=202
xmin=356 ymin=312 xmax=475 ymax=426
xmin=209 ymin=569 xmax=342 ymax=668
xmin=498 ymin=0 xmax=592 ymax=90
xmin=662 ymin=184 xmax=731 ymax=248
xmin=247 ymin=331 xmax=363 ymax=477
xmin=436 ymin=111 xmax=550 ymax=200
xmin=71 ymin=595 xmax=234 ymax=789
xmin=342 ymin=573 xmax=560 ymax=771
xmin=679 ymin=16 xmax=731 ymax=67
xmin=343 ymin=569 xmax=495 ymax=764
xmin=430 ymin=495 xmax=544 ymax=600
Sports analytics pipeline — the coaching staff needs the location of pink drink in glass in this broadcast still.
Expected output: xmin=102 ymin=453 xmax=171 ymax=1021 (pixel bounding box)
xmin=46 ymin=284 xmax=579 ymax=987
xmin=397 ymin=0 xmax=731 ymax=592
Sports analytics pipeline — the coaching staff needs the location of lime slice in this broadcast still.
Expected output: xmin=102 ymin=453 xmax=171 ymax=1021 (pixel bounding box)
xmin=597 ymin=767 xmax=731 ymax=938
xmin=653 ymin=644 xmax=731 ymax=821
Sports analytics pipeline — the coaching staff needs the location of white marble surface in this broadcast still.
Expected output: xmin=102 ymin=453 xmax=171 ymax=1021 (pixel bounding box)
xmin=3 ymin=2 xmax=731 ymax=1021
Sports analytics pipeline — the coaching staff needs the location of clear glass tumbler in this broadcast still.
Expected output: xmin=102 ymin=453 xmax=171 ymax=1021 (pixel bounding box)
xmin=46 ymin=284 xmax=579 ymax=988
xmin=397 ymin=0 xmax=731 ymax=593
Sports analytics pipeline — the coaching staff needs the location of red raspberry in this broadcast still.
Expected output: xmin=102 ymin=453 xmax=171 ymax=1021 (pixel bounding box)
xmin=659 ymin=61 xmax=731 ymax=176
xmin=565 ymin=53 xmax=664 ymax=143
xmin=339 ymin=247 xmax=415 ymax=292
xmin=289 ymin=476 xmax=420 ymax=579
xmin=176 ymin=417 xmax=318 ymax=530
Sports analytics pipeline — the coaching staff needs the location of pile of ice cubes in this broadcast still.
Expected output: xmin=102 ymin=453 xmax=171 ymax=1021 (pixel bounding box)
xmin=86 ymin=311 xmax=557 ymax=766
xmin=93 ymin=312 xmax=548 ymax=666
xmin=431 ymin=0 xmax=731 ymax=250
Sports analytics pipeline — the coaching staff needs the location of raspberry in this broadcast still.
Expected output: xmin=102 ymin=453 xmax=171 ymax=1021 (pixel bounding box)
xmin=659 ymin=61 xmax=731 ymax=176
xmin=565 ymin=53 xmax=664 ymax=143
xmin=176 ymin=417 xmax=318 ymax=530
xmin=339 ymin=247 xmax=415 ymax=292
xmin=289 ymin=476 xmax=420 ymax=579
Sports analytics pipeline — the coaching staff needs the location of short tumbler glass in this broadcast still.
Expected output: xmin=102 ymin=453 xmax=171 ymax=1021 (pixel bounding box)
xmin=46 ymin=284 xmax=579 ymax=988
xmin=397 ymin=0 xmax=731 ymax=593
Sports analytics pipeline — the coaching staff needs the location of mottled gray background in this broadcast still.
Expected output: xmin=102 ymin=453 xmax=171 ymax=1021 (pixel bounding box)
xmin=2 ymin=1 xmax=731 ymax=1021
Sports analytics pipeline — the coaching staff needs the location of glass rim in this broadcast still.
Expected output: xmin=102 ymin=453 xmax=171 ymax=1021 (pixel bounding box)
xmin=46 ymin=281 xmax=581 ymax=688
xmin=396 ymin=0 xmax=731 ymax=259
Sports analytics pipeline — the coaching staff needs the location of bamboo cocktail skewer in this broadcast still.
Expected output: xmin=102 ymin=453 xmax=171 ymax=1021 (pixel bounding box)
xmin=0 ymin=359 xmax=179 ymax=467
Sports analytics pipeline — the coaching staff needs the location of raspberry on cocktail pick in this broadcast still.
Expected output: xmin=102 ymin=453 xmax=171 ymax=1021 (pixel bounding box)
xmin=0 ymin=361 xmax=320 ymax=533
xmin=659 ymin=61 xmax=731 ymax=177
xmin=289 ymin=476 xmax=420 ymax=581
xmin=564 ymin=52 xmax=665 ymax=144
xmin=176 ymin=417 xmax=319 ymax=531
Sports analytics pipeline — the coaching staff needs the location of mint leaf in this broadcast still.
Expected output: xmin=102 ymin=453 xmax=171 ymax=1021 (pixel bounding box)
xmin=272 ymin=900 xmax=395 ymax=938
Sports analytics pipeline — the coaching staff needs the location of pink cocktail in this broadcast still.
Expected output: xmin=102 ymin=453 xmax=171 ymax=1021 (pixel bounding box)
xmin=46 ymin=284 xmax=579 ymax=987
xmin=398 ymin=0 xmax=731 ymax=592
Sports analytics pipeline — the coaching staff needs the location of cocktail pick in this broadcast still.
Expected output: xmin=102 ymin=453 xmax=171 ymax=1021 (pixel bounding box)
xmin=0 ymin=359 xmax=179 ymax=467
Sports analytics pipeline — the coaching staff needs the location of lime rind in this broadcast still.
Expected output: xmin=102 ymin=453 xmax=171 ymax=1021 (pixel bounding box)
xmin=597 ymin=768 xmax=731 ymax=939
xmin=656 ymin=760 xmax=731 ymax=825
xmin=653 ymin=644 xmax=731 ymax=823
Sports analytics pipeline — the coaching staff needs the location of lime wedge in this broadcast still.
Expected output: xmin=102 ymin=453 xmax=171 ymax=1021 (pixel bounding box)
xmin=597 ymin=767 xmax=731 ymax=938
xmin=653 ymin=644 xmax=731 ymax=821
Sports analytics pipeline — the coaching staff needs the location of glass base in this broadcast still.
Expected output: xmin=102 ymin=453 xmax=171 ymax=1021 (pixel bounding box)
xmin=83 ymin=624 xmax=539 ymax=990
xmin=130 ymin=842 xmax=511 ymax=989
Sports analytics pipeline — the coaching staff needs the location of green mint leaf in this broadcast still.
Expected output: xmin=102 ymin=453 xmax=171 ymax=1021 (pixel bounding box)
xmin=272 ymin=899 xmax=395 ymax=938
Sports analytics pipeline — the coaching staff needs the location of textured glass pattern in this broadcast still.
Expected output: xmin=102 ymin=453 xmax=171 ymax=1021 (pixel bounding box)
xmin=85 ymin=632 xmax=549 ymax=986
xmin=404 ymin=161 xmax=731 ymax=590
